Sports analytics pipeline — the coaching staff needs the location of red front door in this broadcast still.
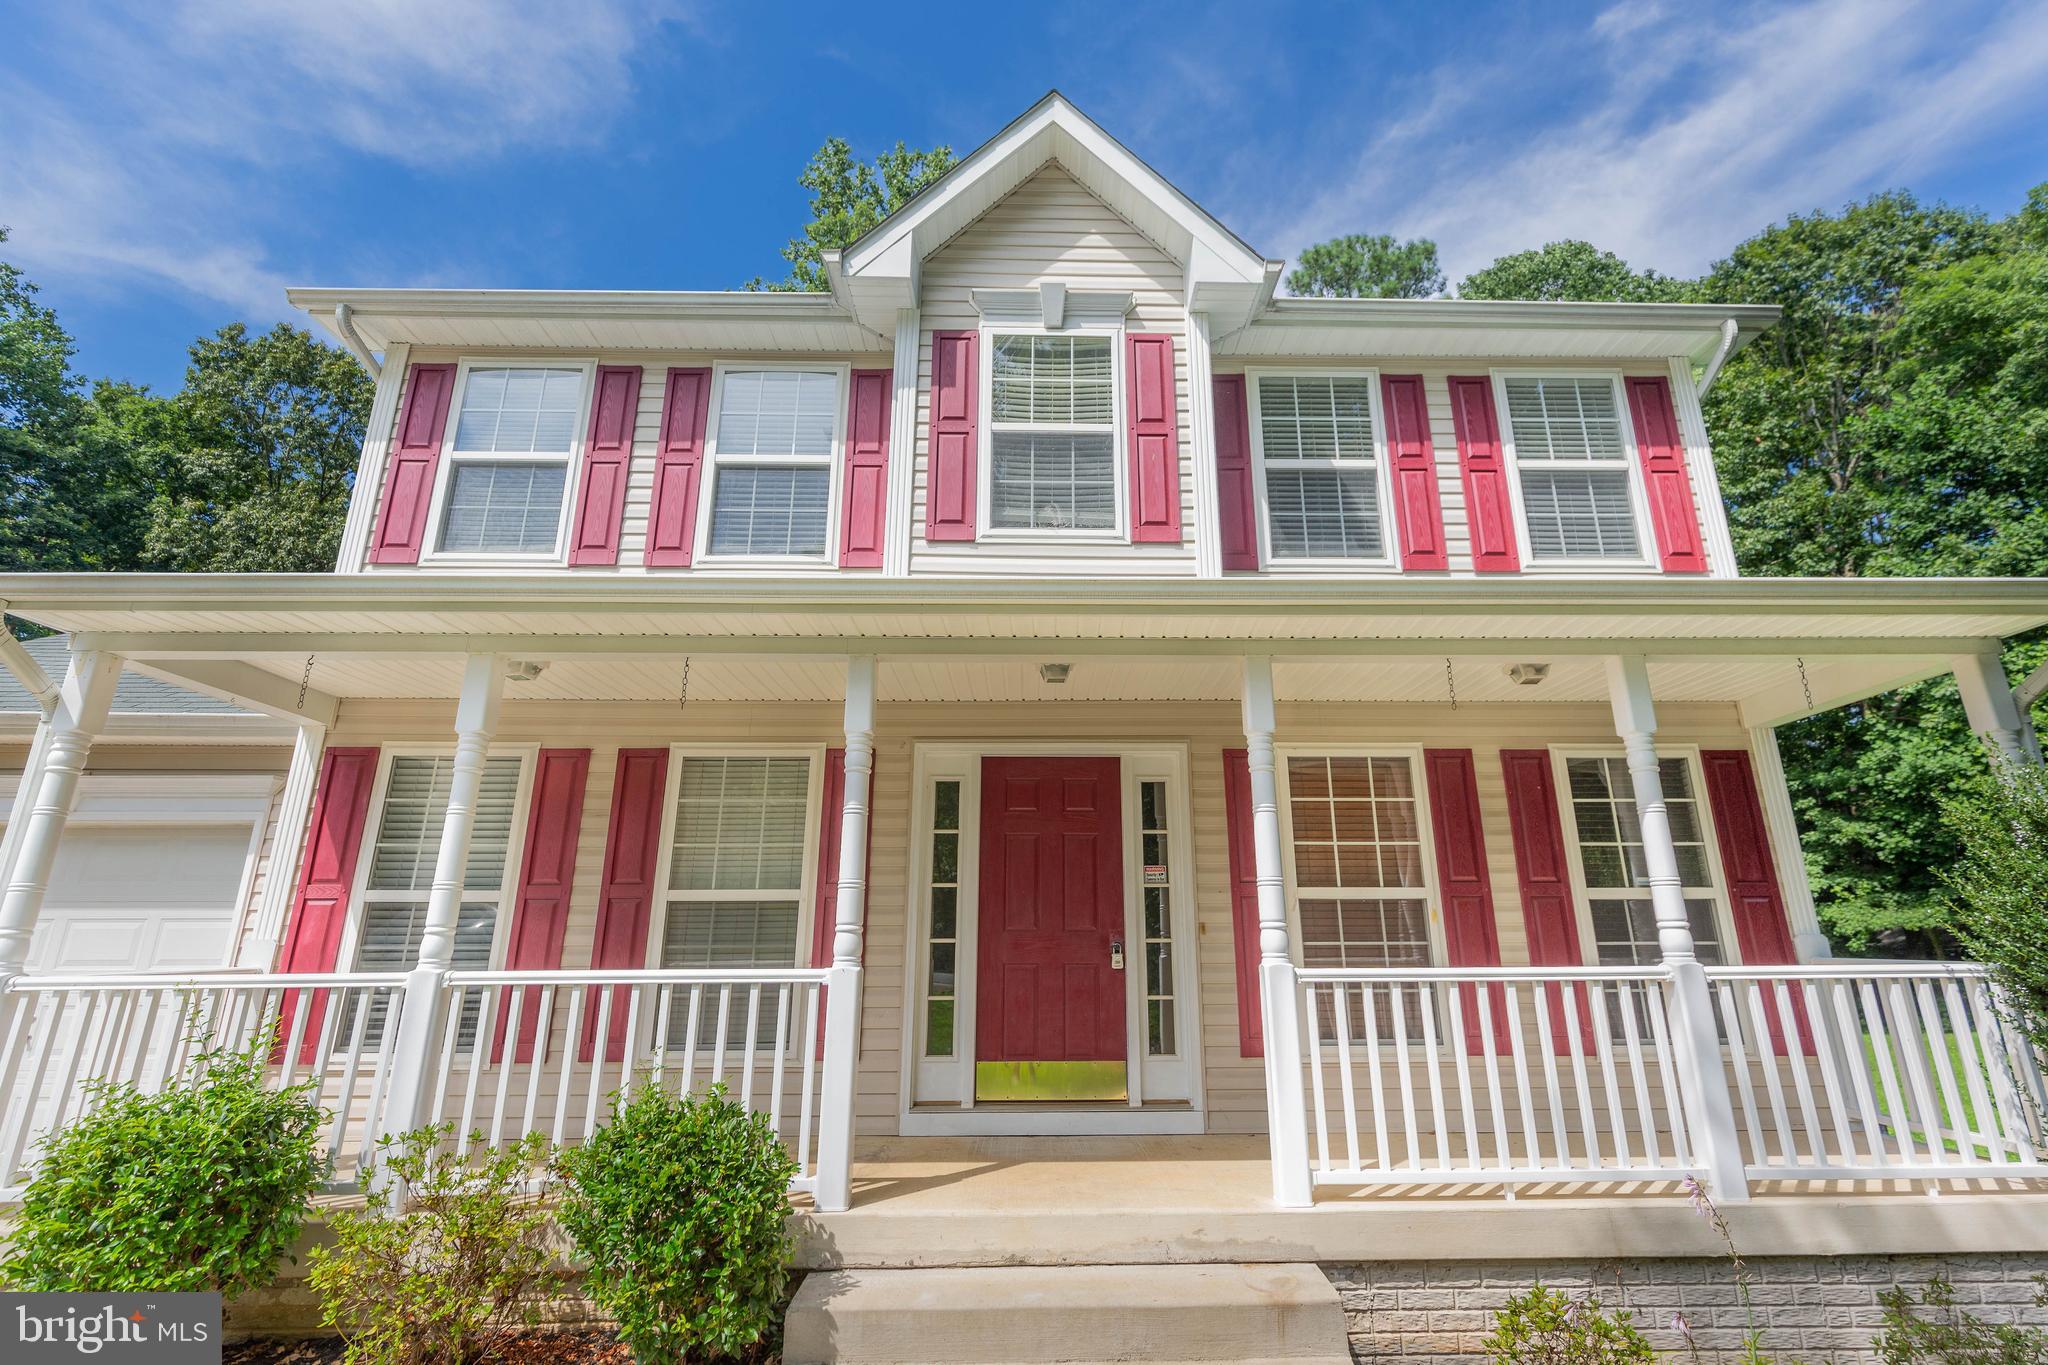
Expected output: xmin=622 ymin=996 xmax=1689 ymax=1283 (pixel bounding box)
xmin=976 ymin=757 xmax=1127 ymax=1094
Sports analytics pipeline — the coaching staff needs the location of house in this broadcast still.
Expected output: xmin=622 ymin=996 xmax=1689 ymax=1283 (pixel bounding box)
xmin=2 ymin=92 xmax=2045 ymax=1361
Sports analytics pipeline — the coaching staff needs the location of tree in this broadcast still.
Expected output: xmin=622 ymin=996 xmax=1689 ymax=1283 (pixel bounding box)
xmin=752 ymin=137 xmax=956 ymax=291
xmin=1286 ymin=234 xmax=1444 ymax=298
xmin=1457 ymin=239 xmax=1688 ymax=302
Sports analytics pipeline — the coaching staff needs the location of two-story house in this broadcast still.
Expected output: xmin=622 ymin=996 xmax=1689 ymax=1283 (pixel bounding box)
xmin=2 ymin=93 xmax=2045 ymax=1359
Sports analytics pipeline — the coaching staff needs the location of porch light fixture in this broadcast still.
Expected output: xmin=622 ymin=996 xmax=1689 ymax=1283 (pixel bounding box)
xmin=1039 ymin=663 xmax=1072 ymax=685
xmin=505 ymin=660 xmax=547 ymax=683
xmin=1506 ymin=662 xmax=1550 ymax=686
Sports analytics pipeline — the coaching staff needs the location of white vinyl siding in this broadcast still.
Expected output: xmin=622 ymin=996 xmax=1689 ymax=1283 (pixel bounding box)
xmin=437 ymin=366 xmax=583 ymax=556
xmin=989 ymin=334 xmax=1116 ymax=531
xmin=1253 ymin=374 xmax=1386 ymax=561
xmin=705 ymin=370 xmax=839 ymax=558
xmin=1501 ymin=376 xmax=1643 ymax=562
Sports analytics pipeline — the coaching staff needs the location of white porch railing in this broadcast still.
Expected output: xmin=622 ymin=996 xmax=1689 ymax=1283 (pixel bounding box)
xmin=1289 ymin=961 xmax=2048 ymax=1195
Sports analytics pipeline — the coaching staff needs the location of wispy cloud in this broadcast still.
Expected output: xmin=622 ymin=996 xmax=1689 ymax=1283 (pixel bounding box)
xmin=0 ymin=0 xmax=686 ymax=320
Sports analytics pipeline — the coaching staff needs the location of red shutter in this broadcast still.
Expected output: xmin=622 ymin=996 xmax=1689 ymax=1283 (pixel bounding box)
xmin=1424 ymin=749 xmax=1506 ymax=1048
xmin=645 ymin=368 xmax=711 ymax=567
xmin=809 ymin=748 xmax=877 ymax=1057
xmin=368 ymin=364 xmax=456 ymax=564
xmin=275 ymin=747 xmax=379 ymax=1062
xmin=495 ymin=749 xmax=590 ymax=1062
xmin=1448 ymin=377 xmax=1520 ymax=573
xmin=1126 ymin=333 xmax=1183 ymax=543
xmin=584 ymin=748 xmax=670 ymax=1061
xmin=1501 ymin=748 xmax=1594 ymax=1051
xmin=1222 ymin=748 xmax=1264 ymax=1056
xmin=839 ymin=369 xmax=892 ymax=568
xmin=926 ymin=330 xmax=978 ymax=542
xmin=567 ymin=366 xmax=643 ymax=566
xmin=1699 ymin=751 xmax=1797 ymax=965
xmin=1213 ymin=374 xmax=1259 ymax=571
xmin=1625 ymin=376 xmax=1709 ymax=573
xmin=1381 ymin=376 xmax=1448 ymax=571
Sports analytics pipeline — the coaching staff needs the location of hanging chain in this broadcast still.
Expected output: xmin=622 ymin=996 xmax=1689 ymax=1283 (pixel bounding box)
xmin=1444 ymin=656 xmax=1459 ymax=710
xmin=1796 ymin=656 xmax=1814 ymax=712
xmin=296 ymin=653 xmax=315 ymax=712
xmin=676 ymin=655 xmax=692 ymax=712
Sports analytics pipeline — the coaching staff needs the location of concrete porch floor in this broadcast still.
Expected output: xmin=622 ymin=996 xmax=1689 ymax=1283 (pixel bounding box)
xmin=790 ymin=1136 xmax=2048 ymax=1269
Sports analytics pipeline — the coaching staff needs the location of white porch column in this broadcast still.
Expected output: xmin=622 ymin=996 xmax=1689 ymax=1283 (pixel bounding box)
xmin=0 ymin=650 xmax=121 ymax=979
xmin=1746 ymin=725 xmax=1830 ymax=961
xmin=1606 ymin=655 xmax=1749 ymax=1200
xmin=814 ymin=655 xmax=875 ymax=1212
xmin=1242 ymin=656 xmax=1314 ymax=1207
xmin=240 ymin=720 xmax=328 ymax=968
xmin=1951 ymin=648 xmax=2032 ymax=766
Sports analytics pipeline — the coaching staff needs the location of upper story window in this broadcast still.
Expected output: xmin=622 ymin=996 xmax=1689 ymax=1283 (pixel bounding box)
xmin=704 ymin=369 xmax=840 ymax=559
xmin=436 ymin=365 xmax=586 ymax=557
xmin=1499 ymin=375 xmax=1649 ymax=565
xmin=1251 ymin=373 xmax=1389 ymax=563
xmin=988 ymin=333 xmax=1116 ymax=532
xmin=1556 ymin=753 xmax=1726 ymax=967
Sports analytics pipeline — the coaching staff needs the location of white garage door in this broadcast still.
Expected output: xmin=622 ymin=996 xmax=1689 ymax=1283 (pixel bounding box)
xmin=23 ymin=824 xmax=251 ymax=975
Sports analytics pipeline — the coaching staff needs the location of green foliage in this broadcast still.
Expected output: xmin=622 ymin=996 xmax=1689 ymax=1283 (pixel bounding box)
xmin=752 ymin=137 xmax=956 ymax=292
xmin=554 ymin=1083 xmax=798 ymax=1363
xmin=1482 ymin=1284 xmax=1655 ymax=1365
xmin=1875 ymin=1274 xmax=2048 ymax=1365
xmin=308 ymin=1127 xmax=556 ymax=1365
xmin=0 ymin=1040 xmax=327 ymax=1295
xmin=1457 ymin=240 xmax=1688 ymax=302
xmin=1286 ymin=234 xmax=1444 ymax=298
xmin=1939 ymin=762 xmax=2048 ymax=1059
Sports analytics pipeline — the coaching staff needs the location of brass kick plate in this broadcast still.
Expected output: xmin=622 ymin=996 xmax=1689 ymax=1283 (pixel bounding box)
xmin=975 ymin=1060 xmax=1128 ymax=1102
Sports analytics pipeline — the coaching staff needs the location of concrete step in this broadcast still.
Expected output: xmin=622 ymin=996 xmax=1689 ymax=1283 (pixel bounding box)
xmin=783 ymin=1262 xmax=1349 ymax=1364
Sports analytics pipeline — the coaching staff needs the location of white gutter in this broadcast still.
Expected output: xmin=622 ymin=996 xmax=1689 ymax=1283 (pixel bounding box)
xmin=0 ymin=610 xmax=59 ymax=718
xmin=331 ymin=304 xmax=382 ymax=381
xmin=1697 ymin=316 xmax=1741 ymax=398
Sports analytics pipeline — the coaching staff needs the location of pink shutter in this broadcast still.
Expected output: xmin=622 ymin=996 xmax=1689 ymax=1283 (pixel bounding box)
xmin=645 ymin=368 xmax=711 ymax=567
xmin=1501 ymin=748 xmax=1594 ymax=1051
xmin=368 ymin=364 xmax=456 ymax=564
xmin=1222 ymin=748 xmax=1264 ymax=1056
xmin=1625 ymin=376 xmax=1709 ymax=573
xmin=1448 ymin=377 xmax=1520 ymax=573
xmin=1381 ymin=376 xmax=1448 ymax=571
xmin=809 ymin=748 xmax=876 ymax=1056
xmin=567 ymin=366 xmax=643 ymax=566
xmin=1424 ymin=749 xmax=1506 ymax=1048
xmin=1701 ymin=750 xmax=1811 ymax=1054
xmin=925 ymin=330 xmax=978 ymax=542
xmin=584 ymin=748 xmax=670 ymax=1061
xmin=494 ymin=749 xmax=590 ymax=1062
xmin=1126 ymin=333 xmax=1183 ymax=543
xmin=275 ymin=747 xmax=379 ymax=1062
xmin=1213 ymin=374 xmax=1260 ymax=571
xmin=839 ymin=369 xmax=892 ymax=568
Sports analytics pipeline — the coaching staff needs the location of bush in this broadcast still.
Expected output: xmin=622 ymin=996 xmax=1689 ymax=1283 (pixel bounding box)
xmin=1941 ymin=763 xmax=2048 ymax=1062
xmin=0 ymin=1039 xmax=327 ymax=1295
xmin=1483 ymin=1284 xmax=1656 ymax=1365
xmin=308 ymin=1127 xmax=556 ymax=1365
xmin=1876 ymin=1274 xmax=2048 ymax=1365
xmin=554 ymin=1083 xmax=798 ymax=1363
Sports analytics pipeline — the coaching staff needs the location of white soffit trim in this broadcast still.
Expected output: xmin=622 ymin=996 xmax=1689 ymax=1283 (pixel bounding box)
xmin=1217 ymin=299 xmax=1782 ymax=366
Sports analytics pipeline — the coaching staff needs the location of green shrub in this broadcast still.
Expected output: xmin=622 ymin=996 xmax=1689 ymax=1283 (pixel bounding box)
xmin=0 ymin=1039 xmax=327 ymax=1295
xmin=554 ymin=1083 xmax=797 ymax=1363
xmin=308 ymin=1127 xmax=556 ymax=1365
xmin=1941 ymin=763 xmax=2048 ymax=1063
xmin=1876 ymin=1274 xmax=2048 ymax=1365
xmin=1483 ymin=1284 xmax=1656 ymax=1365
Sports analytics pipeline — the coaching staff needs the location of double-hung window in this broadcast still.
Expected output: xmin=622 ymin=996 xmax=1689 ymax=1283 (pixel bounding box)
xmin=987 ymin=333 xmax=1117 ymax=532
xmin=1559 ymin=754 xmax=1727 ymax=968
xmin=1499 ymin=375 xmax=1647 ymax=564
xmin=437 ymin=365 xmax=586 ymax=556
xmin=1253 ymin=373 xmax=1387 ymax=561
xmin=704 ymin=369 xmax=839 ymax=558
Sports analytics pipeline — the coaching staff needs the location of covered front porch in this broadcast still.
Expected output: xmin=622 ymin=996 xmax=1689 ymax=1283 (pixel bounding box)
xmin=2 ymin=574 xmax=2046 ymax=1213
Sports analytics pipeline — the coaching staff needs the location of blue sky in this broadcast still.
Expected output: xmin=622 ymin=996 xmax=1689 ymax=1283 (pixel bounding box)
xmin=5 ymin=0 xmax=2047 ymax=394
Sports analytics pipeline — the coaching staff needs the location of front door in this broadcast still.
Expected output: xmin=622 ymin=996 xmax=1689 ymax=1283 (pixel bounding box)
xmin=975 ymin=757 xmax=1127 ymax=1101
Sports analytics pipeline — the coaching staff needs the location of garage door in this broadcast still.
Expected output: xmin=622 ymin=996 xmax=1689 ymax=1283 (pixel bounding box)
xmin=23 ymin=824 xmax=251 ymax=974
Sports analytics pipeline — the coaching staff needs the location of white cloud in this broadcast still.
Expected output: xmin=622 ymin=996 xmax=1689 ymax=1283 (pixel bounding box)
xmin=1255 ymin=0 xmax=2048 ymax=284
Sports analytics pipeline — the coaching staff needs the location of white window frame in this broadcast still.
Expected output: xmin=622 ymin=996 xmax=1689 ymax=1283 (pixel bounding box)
xmin=692 ymin=362 xmax=849 ymax=567
xmin=421 ymin=358 xmax=596 ymax=567
xmin=1246 ymin=367 xmax=1400 ymax=573
xmin=1548 ymin=745 xmax=1741 ymax=967
xmin=1491 ymin=368 xmax=1658 ymax=572
xmin=976 ymin=322 xmax=1129 ymax=544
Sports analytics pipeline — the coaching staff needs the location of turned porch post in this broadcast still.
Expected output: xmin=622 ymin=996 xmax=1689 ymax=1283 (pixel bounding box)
xmin=1605 ymin=655 xmax=1749 ymax=1200
xmin=1242 ymin=656 xmax=1314 ymax=1207
xmin=814 ymin=655 xmax=875 ymax=1212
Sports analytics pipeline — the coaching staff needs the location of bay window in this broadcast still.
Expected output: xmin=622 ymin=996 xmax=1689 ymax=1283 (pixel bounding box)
xmin=436 ymin=365 xmax=585 ymax=556
xmin=987 ymin=333 xmax=1117 ymax=532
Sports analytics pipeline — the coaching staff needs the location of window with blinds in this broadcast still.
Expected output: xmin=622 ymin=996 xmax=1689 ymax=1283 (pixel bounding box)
xmin=706 ymin=370 xmax=837 ymax=557
xmin=1256 ymin=374 xmax=1385 ymax=559
xmin=1562 ymin=755 xmax=1725 ymax=968
xmin=989 ymin=334 xmax=1116 ymax=531
xmin=1501 ymin=377 xmax=1644 ymax=561
xmin=438 ymin=366 xmax=582 ymax=555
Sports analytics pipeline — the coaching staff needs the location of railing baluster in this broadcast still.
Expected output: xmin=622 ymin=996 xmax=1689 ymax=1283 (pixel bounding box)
xmin=740 ymin=984 xmax=763 ymax=1112
xmin=711 ymin=985 xmax=732 ymax=1086
xmin=1607 ymin=982 xmax=1646 ymax=1169
xmin=1859 ymin=978 xmax=1916 ymax=1165
xmin=1716 ymin=981 xmax=1762 ymax=1167
xmin=768 ymin=983 xmax=791 ymax=1133
xmin=1360 ymin=981 xmax=1388 ymax=1172
xmin=358 ymin=986 xmax=404 ymax=1180
xmin=585 ymin=987 xmax=616 ymax=1142
xmin=1503 ymin=984 xmax=1538 ymax=1170
xmin=1769 ymin=981 xmax=1826 ymax=1167
xmin=1447 ymin=981 xmax=1479 ymax=1171
xmin=1643 ymin=977 xmax=1689 ymax=1168
xmin=457 ymin=985 xmax=493 ymax=1156
xmin=679 ymin=985 xmax=703 ymax=1096
xmin=1885 ymin=979 xmax=1946 ymax=1165
xmin=489 ymin=986 xmax=523 ymax=1148
xmin=1828 ymin=979 xmax=1885 ymax=1166
xmin=1332 ymin=982 xmax=1361 ymax=1173
xmin=1743 ymin=981 xmax=1796 ymax=1168
xmin=1558 ymin=982 xmax=1600 ymax=1168
xmin=521 ymin=986 xmax=555 ymax=1141
xmin=797 ymin=982 xmax=820 ymax=1177
xmin=1968 ymin=976 xmax=2035 ymax=1163
xmin=552 ymin=985 xmax=584 ymax=1148
xmin=1800 ymin=978 xmax=1858 ymax=1167
xmin=1533 ymin=982 xmax=1570 ymax=1169
xmin=1389 ymin=982 xmax=1419 ymax=1170
xmin=1418 ymin=982 xmax=1450 ymax=1171
xmin=1915 ymin=979 xmax=1972 ymax=1160
xmin=619 ymin=984 xmax=646 ymax=1103
xmin=1305 ymin=983 xmax=1331 ymax=1176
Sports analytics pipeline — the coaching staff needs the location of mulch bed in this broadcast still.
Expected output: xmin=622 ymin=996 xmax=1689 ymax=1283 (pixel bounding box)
xmin=224 ymin=1331 xmax=780 ymax=1364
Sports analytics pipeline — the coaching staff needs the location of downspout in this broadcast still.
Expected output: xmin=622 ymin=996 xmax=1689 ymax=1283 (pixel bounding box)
xmin=1697 ymin=316 xmax=1740 ymax=398
xmin=332 ymin=304 xmax=382 ymax=381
